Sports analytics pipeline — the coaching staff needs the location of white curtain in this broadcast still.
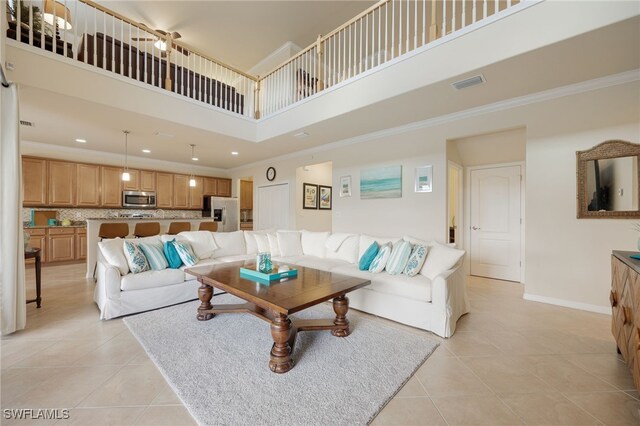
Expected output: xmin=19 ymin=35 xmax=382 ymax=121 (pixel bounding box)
xmin=0 ymin=83 xmax=26 ymax=335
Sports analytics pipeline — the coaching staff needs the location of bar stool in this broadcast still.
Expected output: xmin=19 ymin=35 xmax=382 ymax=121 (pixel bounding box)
xmin=199 ymin=222 xmax=218 ymax=232
xmin=167 ymin=222 xmax=191 ymax=235
xmin=134 ymin=222 xmax=161 ymax=238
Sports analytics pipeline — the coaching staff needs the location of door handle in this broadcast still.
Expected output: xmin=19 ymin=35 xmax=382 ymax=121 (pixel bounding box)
xmin=472 ymin=226 xmax=480 ymax=230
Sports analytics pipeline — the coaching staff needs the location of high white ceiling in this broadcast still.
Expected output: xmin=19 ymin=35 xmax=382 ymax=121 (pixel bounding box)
xmin=94 ymin=0 xmax=376 ymax=71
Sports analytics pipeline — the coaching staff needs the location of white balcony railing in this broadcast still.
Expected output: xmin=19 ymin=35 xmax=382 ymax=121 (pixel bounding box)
xmin=6 ymin=0 xmax=524 ymax=120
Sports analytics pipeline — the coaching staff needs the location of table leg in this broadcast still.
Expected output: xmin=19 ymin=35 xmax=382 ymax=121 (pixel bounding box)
xmin=269 ymin=313 xmax=294 ymax=373
xmin=332 ymin=295 xmax=350 ymax=337
xmin=35 ymin=254 xmax=42 ymax=308
xmin=197 ymin=281 xmax=214 ymax=321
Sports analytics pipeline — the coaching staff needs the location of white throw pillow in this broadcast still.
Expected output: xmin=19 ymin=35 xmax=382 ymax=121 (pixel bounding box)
xmin=267 ymin=233 xmax=281 ymax=256
xmin=420 ymin=243 xmax=465 ymax=279
xmin=277 ymin=231 xmax=303 ymax=257
xmin=253 ymin=233 xmax=271 ymax=253
xmin=98 ymin=238 xmax=129 ymax=275
xmin=244 ymin=231 xmax=260 ymax=255
xmin=212 ymin=231 xmax=247 ymax=258
xmin=403 ymin=244 xmax=429 ymax=277
xmin=369 ymin=243 xmax=393 ymax=273
xmin=123 ymin=241 xmax=150 ymax=274
xmin=326 ymin=234 xmax=360 ymax=264
xmin=301 ymin=230 xmax=329 ymax=258
xmin=403 ymin=235 xmax=431 ymax=248
xmin=178 ymin=231 xmax=219 ymax=260
xmin=325 ymin=233 xmax=357 ymax=252
xmin=358 ymin=234 xmax=400 ymax=259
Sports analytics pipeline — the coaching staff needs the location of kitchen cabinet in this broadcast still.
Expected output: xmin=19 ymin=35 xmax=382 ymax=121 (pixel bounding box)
xmin=122 ymin=169 xmax=140 ymax=191
xmin=25 ymin=228 xmax=46 ymax=263
xmin=156 ymin=172 xmax=174 ymax=208
xmin=76 ymin=229 xmax=87 ymax=260
xmin=173 ymin=174 xmax=189 ymax=209
xmin=76 ymin=163 xmax=101 ymax=207
xmin=217 ymin=178 xmax=232 ymax=197
xmin=101 ymin=166 xmax=123 ymax=207
xmin=47 ymin=161 xmax=76 ymax=206
xmin=240 ymin=180 xmax=253 ymax=209
xmin=203 ymin=177 xmax=217 ymax=196
xmin=22 ymin=157 xmax=47 ymax=206
xmin=189 ymin=177 xmax=204 ymax=209
xmin=140 ymin=170 xmax=156 ymax=191
xmin=48 ymin=228 xmax=75 ymax=262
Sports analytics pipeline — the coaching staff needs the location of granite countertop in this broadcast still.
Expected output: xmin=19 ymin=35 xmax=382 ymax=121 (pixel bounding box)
xmin=85 ymin=217 xmax=212 ymax=221
xmin=25 ymin=224 xmax=87 ymax=229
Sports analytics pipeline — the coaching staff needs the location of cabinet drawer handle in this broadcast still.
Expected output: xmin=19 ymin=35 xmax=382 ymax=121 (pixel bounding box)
xmin=610 ymin=290 xmax=618 ymax=307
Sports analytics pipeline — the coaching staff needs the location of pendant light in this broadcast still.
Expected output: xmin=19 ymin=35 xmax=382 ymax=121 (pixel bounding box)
xmin=189 ymin=144 xmax=197 ymax=187
xmin=121 ymin=130 xmax=131 ymax=182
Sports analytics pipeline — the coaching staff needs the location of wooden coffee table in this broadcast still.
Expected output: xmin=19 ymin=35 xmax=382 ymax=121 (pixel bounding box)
xmin=185 ymin=261 xmax=370 ymax=373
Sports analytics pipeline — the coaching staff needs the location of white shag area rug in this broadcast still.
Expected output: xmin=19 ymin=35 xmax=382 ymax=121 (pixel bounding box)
xmin=124 ymin=294 xmax=438 ymax=426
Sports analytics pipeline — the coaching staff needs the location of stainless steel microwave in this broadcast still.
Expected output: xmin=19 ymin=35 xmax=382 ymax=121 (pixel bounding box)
xmin=122 ymin=191 xmax=156 ymax=208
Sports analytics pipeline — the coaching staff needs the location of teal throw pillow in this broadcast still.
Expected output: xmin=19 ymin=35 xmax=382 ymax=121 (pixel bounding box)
xmin=123 ymin=241 xmax=150 ymax=274
xmin=358 ymin=241 xmax=379 ymax=271
xmin=163 ymin=239 xmax=183 ymax=269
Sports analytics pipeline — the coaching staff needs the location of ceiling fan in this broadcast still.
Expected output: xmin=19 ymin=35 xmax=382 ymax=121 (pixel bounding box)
xmin=132 ymin=25 xmax=190 ymax=57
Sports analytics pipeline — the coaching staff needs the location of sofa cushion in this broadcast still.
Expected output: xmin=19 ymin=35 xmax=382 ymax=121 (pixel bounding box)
xmin=267 ymin=233 xmax=281 ymax=256
xmin=253 ymin=233 xmax=271 ymax=253
xmin=326 ymin=234 xmax=359 ymax=264
xmin=404 ymin=245 xmax=428 ymax=277
xmin=332 ymin=265 xmax=432 ymax=302
xmin=178 ymin=231 xmax=218 ymax=259
xmin=386 ymin=241 xmax=413 ymax=275
xmin=277 ymin=231 xmax=303 ymax=256
xmin=123 ymin=241 xmax=150 ymax=274
xmin=421 ymin=243 xmax=465 ymax=279
xmin=301 ymin=231 xmax=329 ymax=258
xmin=358 ymin=234 xmax=401 ymax=259
xmin=216 ymin=254 xmax=254 ymax=263
xmin=163 ymin=239 xmax=183 ymax=269
xmin=244 ymin=231 xmax=261 ymax=255
xmin=212 ymin=231 xmax=246 ymax=258
xmin=369 ymin=242 xmax=392 ymax=273
xmin=121 ymin=268 xmax=186 ymax=291
xmin=138 ymin=242 xmax=168 ymax=271
xmin=358 ymin=242 xmax=379 ymax=271
xmin=294 ymin=257 xmax=351 ymax=272
xmin=98 ymin=238 xmax=129 ymax=275
xmin=173 ymin=241 xmax=199 ymax=266
xmin=325 ymin=233 xmax=356 ymax=252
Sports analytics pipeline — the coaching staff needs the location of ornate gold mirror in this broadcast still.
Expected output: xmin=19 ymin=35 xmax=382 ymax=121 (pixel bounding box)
xmin=577 ymin=140 xmax=640 ymax=218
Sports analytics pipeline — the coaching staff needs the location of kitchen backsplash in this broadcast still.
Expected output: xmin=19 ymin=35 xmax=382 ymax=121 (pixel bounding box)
xmin=23 ymin=208 xmax=203 ymax=223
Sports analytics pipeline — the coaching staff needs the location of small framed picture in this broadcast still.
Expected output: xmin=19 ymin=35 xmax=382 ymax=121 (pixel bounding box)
xmin=303 ymin=183 xmax=318 ymax=209
xmin=415 ymin=165 xmax=433 ymax=193
xmin=319 ymin=185 xmax=332 ymax=210
xmin=339 ymin=176 xmax=352 ymax=197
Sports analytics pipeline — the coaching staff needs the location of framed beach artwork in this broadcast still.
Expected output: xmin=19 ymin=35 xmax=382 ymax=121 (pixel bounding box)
xmin=415 ymin=165 xmax=433 ymax=193
xmin=319 ymin=185 xmax=332 ymax=210
xmin=303 ymin=183 xmax=318 ymax=209
xmin=339 ymin=176 xmax=352 ymax=197
xmin=360 ymin=165 xmax=402 ymax=199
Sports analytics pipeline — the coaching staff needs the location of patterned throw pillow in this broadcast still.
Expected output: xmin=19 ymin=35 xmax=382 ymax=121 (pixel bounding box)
xmin=172 ymin=240 xmax=199 ymax=267
xmin=123 ymin=241 xmax=150 ymax=274
xmin=386 ymin=241 xmax=413 ymax=275
xmin=139 ymin=242 xmax=168 ymax=271
xmin=403 ymin=244 xmax=428 ymax=277
xmin=369 ymin=243 xmax=392 ymax=273
xmin=163 ymin=239 xmax=183 ymax=269
xmin=358 ymin=241 xmax=379 ymax=271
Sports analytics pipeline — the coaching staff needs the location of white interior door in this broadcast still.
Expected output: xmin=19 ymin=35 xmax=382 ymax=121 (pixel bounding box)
xmin=470 ymin=165 xmax=521 ymax=282
xmin=256 ymin=183 xmax=290 ymax=230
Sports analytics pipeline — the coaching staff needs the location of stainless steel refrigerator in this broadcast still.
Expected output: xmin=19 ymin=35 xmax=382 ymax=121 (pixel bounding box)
xmin=203 ymin=197 xmax=239 ymax=232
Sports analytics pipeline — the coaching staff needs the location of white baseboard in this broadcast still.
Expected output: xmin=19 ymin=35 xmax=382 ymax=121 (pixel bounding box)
xmin=523 ymin=293 xmax=611 ymax=315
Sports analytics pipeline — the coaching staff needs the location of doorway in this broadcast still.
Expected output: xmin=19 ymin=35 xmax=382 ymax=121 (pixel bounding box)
xmin=256 ymin=183 xmax=290 ymax=230
xmin=469 ymin=164 xmax=523 ymax=282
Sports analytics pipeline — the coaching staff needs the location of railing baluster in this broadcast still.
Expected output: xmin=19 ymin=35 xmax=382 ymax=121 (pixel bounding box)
xmin=378 ymin=8 xmax=381 ymax=66
xmin=120 ymin=17 xmax=124 ymax=75
xmin=495 ymin=0 xmax=499 ymax=14
xmin=102 ymin=12 xmax=106 ymax=70
xmin=413 ymin=0 xmax=417 ymax=50
xmin=452 ymin=0 xmax=456 ymax=32
xmin=443 ymin=0 xmax=447 ymax=37
xmin=483 ymin=0 xmax=487 ymax=20
xmin=128 ymin=22 xmax=132 ymax=80
xmin=473 ymin=0 xmax=477 ymax=23
xmin=405 ymin=0 xmax=409 ymax=53
xmin=111 ymin=13 xmax=115 ymax=72
xmin=422 ymin=0 xmax=426 ymax=46
xmin=462 ymin=0 xmax=466 ymax=29
xmin=28 ymin=0 xmax=33 ymax=47
xmin=391 ymin=0 xmax=395 ymax=59
xmin=17 ymin=0 xmax=21 ymax=44
xmin=63 ymin=0 xmax=68 ymax=57
xmin=398 ymin=0 xmax=402 ymax=55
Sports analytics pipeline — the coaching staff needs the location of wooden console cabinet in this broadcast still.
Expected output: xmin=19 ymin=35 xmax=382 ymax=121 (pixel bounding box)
xmin=611 ymin=251 xmax=640 ymax=390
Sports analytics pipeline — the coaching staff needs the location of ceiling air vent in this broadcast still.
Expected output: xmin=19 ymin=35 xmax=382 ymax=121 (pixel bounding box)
xmin=20 ymin=120 xmax=35 ymax=127
xmin=451 ymin=75 xmax=485 ymax=90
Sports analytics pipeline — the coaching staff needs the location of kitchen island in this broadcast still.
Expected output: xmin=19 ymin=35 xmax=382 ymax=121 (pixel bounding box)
xmin=86 ymin=217 xmax=216 ymax=279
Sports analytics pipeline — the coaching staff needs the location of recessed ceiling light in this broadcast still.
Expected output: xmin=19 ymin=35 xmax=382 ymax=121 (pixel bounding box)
xmin=192 ymin=157 xmax=199 ymax=161
xmin=142 ymin=149 xmax=151 ymax=153
xmin=75 ymin=138 xmax=87 ymax=143
xmin=231 ymin=151 xmax=239 ymax=156
xmin=294 ymin=131 xmax=310 ymax=138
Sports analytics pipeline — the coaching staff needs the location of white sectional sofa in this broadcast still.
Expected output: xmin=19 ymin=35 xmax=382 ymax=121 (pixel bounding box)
xmin=95 ymin=230 xmax=469 ymax=337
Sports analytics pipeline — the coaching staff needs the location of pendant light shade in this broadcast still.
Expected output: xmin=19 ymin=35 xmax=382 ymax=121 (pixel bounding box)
xmin=122 ymin=130 xmax=131 ymax=181
xmin=189 ymin=144 xmax=197 ymax=187
xmin=189 ymin=177 xmax=196 ymax=187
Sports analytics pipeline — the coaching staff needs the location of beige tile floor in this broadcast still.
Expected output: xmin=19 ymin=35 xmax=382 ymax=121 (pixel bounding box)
xmin=2 ymin=263 xmax=639 ymax=425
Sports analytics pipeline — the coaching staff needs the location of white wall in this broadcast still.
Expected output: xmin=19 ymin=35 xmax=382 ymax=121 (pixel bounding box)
xmin=295 ymin=162 xmax=332 ymax=231
xmin=451 ymin=127 xmax=526 ymax=167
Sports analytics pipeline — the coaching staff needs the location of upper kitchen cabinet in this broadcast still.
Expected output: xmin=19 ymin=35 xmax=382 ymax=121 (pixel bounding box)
xmin=122 ymin=169 xmax=140 ymax=191
xmin=22 ymin=157 xmax=47 ymax=206
xmin=189 ymin=177 xmax=204 ymax=209
xmin=140 ymin=170 xmax=156 ymax=192
xmin=101 ymin=166 xmax=122 ymax=207
xmin=156 ymin=172 xmax=173 ymax=208
xmin=217 ymin=178 xmax=232 ymax=197
xmin=203 ymin=177 xmax=217 ymax=196
xmin=76 ymin=163 xmax=101 ymax=207
xmin=48 ymin=161 xmax=76 ymax=206
xmin=240 ymin=180 xmax=253 ymax=209
xmin=173 ymin=174 xmax=190 ymax=209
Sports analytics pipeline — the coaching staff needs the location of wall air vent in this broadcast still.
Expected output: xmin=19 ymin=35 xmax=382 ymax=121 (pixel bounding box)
xmin=451 ymin=75 xmax=485 ymax=90
xmin=20 ymin=120 xmax=35 ymax=127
